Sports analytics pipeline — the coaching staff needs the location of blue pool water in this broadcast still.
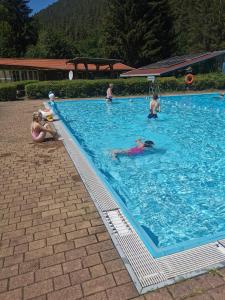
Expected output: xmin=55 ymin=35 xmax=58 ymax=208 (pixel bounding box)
xmin=53 ymin=93 xmax=225 ymax=257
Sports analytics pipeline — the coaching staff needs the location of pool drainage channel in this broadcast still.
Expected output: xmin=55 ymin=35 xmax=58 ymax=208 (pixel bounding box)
xmin=46 ymin=102 xmax=225 ymax=294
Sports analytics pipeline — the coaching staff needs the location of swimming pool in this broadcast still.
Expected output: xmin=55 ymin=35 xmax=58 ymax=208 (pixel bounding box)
xmin=52 ymin=93 xmax=225 ymax=258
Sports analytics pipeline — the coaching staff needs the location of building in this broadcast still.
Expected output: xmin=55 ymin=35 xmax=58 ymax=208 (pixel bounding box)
xmin=0 ymin=57 xmax=133 ymax=82
xmin=121 ymin=51 xmax=225 ymax=78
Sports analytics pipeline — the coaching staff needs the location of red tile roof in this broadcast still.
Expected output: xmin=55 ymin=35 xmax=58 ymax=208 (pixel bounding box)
xmin=0 ymin=58 xmax=133 ymax=71
xmin=121 ymin=51 xmax=225 ymax=77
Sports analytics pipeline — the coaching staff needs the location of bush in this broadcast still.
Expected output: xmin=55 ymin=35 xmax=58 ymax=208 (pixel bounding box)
xmin=15 ymin=80 xmax=38 ymax=97
xmin=0 ymin=83 xmax=17 ymax=101
xmin=25 ymin=73 xmax=225 ymax=99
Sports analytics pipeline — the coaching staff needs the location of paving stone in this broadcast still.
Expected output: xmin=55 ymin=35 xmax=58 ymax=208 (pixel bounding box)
xmin=70 ymin=268 xmax=91 ymax=285
xmin=54 ymin=241 xmax=74 ymax=253
xmin=24 ymin=279 xmax=53 ymax=299
xmin=90 ymin=264 xmax=106 ymax=278
xmin=19 ymin=259 xmax=40 ymax=274
xmin=169 ymin=274 xmax=225 ymax=299
xmin=208 ymin=285 xmax=225 ymax=299
xmin=62 ymin=259 xmax=82 ymax=273
xmin=84 ymin=291 xmax=108 ymax=300
xmin=53 ymin=274 xmax=70 ymax=290
xmin=4 ymin=253 xmax=23 ymax=267
xmin=104 ymin=258 xmax=125 ymax=273
xmin=0 ymin=279 xmax=8 ymax=293
xmin=82 ymin=274 xmax=116 ymax=296
xmin=25 ymin=246 xmax=53 ymax=261
xmin=0 ymin=288 xmax=22 ymax=300
xmin=113 ymin=270 xmax=131 ymax=285
xmin=47 ymin=285 xmax=83 ymax=300
xmin=40 ymin=252 xmax=65 ymax=268
xmin=145 ymin=288 xmax=173 ymax=300
xmin=35 ymin=264 xmax=62 ymax=281
xmin=9 ymin=272 xmax=34 ymax=289
xmin=106 ymin=282 xmax=138 ymax=300
xmin=82 ymin=253 xmax=101 ymax=268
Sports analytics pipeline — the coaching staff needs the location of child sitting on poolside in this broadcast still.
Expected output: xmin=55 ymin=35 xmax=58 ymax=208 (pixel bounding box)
xmin=111 ymin=139 xmax=154 ymax=159
xmin=148 ymin=94 xmax=160 ymax=119
xmin=31 ymin=112 xmax=58 ymax=143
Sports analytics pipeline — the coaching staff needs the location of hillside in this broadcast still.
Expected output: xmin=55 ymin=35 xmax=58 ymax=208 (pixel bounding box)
xmin=36 ymin=0 xmax=106 ymax=41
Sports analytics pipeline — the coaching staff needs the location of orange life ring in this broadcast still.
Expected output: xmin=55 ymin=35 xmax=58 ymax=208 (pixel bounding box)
xmin=185 ymin=74 xmax=194 ymax=85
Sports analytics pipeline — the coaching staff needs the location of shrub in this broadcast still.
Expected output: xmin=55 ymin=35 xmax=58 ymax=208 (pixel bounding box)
xmin=0 ymin=83 xmax=17 ymax=101
xmin=15 ymin=80 xmax=38 ymax=97
xmin=25 ymin=73 xmax=225 ymax=99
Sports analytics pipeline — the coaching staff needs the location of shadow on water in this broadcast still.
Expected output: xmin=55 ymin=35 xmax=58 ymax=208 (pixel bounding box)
xmin=141 ymin=225 xmax=159 ymax=246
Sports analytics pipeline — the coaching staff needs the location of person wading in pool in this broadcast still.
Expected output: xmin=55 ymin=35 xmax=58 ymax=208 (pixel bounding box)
xmin=111 ymin=139 xmax=154 ymax=159
xmin=148 ymin=94 xmax=160 ymax=119
xmin=106 ymin=83 xmax=113 ymax=102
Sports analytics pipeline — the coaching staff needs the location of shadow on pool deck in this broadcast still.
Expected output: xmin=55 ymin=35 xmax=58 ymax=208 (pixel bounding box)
xmin=0 ymin=99 xmax=225 ymax=300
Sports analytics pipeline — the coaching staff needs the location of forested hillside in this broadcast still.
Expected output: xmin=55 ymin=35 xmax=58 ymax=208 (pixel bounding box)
xmin=0 ymin=0 xmax=224 ymax=67
xmin=36 ymin=0 xmax=225 ymax=66
xmin=36 ymin=0 xmax=106 ymax=57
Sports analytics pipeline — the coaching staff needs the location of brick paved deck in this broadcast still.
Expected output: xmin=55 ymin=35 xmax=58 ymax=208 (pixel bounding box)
xmin=0 ymin=100 xmax=225 ymax=300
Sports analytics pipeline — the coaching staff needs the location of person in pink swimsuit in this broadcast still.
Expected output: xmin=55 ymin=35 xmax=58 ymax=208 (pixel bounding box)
xmin=111 ymin=139 xmax=154 ymax=159
xmin=31 ymin=112 xmax=58 ymax=143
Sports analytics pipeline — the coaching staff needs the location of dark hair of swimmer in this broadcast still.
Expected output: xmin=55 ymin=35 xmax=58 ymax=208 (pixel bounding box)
xmin=144 ymin=140 xmax=154 ymax=147
xmin=153 ymin=94 xmax=158 ymax=100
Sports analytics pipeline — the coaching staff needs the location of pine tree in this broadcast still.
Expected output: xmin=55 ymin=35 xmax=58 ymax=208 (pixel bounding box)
xmin=141 ymin=0 xmax=175 ymax=64
xmin=0 ymin=4 xmax=16 ymax=57
xmin=101 ymin=0 xmax=174 ymax=67
xmin=0 ymin=0 xmax=38 ymax=56
xmin=169 ymin=0 xmax=225 ymax=54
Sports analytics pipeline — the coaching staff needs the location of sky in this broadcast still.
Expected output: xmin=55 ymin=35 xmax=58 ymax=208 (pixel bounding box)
xmin=29 ymin=0 xmax=58 ymax=14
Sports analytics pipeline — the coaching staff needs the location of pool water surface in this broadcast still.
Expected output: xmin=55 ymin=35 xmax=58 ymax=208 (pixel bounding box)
xmin=53 ymin=93 xmax=225 ymax=257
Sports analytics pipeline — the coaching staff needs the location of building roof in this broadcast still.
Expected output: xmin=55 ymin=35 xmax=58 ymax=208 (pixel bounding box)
xmin=0 ymin=58 xmax=133 ymax=72
xmin=121 ymin=51 xmax=225 ymax=77
xmin=67 ymin=57 xmax=122 ymax=65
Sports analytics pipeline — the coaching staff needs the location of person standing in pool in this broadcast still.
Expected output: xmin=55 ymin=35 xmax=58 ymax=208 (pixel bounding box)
xmin=111 ymin=139 xmax=154 ymax=159
xmin=148 ymin=94 xmax=160 ymax=119
xmin=106 ymin=83 xmax=113 ymax=102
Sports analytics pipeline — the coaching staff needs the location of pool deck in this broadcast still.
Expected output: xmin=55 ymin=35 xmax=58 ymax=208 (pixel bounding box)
xmin=1 ymin=100 xmax=225 ymax=300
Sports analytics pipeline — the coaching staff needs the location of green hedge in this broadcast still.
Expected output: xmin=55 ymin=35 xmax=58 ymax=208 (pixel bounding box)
xmin=23 ymin=73 xmax=225 ymax=99
xmin=0 ymin=83 xmax=17 ymax=101
xmin=15 ymin=80 xmax=38 ymax=97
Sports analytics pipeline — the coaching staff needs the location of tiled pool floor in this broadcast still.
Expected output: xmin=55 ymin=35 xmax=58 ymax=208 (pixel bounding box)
xmin=0 ymin=99 xmax=225 ymax=300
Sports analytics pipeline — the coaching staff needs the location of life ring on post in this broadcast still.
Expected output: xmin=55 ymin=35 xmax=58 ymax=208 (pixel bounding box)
xmin=185 ymin=74 xmax=194 ymax=85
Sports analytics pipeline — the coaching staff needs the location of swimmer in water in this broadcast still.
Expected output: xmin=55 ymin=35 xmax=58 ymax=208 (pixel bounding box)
xmin=111 ymin=139 xmax=154 ymax=159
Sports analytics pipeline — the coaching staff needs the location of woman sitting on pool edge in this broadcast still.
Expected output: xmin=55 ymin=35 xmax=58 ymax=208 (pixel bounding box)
xmin=31 ymin=112 xmax=58 ymax=143
xmin=111 ymin=139 xmax=154 ymax=159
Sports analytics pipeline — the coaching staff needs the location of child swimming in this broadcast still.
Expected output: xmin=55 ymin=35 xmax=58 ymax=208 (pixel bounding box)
xmin=111 ymin=139 xmax=154 ymax=159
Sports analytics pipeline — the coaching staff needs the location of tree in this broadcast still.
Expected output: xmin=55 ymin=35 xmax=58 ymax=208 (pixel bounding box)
xmin=169 ymin=0 xmax=225 ymax=54
xmin=26 ymin=29 xmax=79 ymax=59
xmin=101 ymin=0 xmax=174 ymax=67
xmin=0 ymin=4 xmax=16 ymax=56
xmin=0 ymin=0 xmax=38 ymax=56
